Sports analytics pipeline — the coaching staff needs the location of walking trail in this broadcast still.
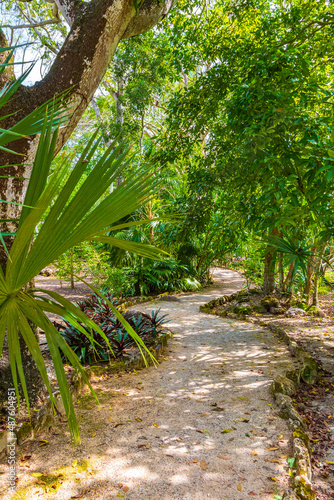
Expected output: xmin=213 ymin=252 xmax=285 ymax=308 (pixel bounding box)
xmin=3 ymin=269 xmax=299 ymax=500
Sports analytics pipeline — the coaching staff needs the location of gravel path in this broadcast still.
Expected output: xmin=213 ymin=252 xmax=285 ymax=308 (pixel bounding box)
xmin=2 ymin=269 xmax=298 ymax=499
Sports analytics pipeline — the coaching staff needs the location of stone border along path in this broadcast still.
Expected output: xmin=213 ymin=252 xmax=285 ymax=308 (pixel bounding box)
xmin=1 ymin=268 xmax=302 ymax=500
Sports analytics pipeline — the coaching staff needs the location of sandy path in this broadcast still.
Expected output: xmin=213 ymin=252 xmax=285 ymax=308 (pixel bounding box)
xmin=2 ymin=269 xmax=298 ymax=499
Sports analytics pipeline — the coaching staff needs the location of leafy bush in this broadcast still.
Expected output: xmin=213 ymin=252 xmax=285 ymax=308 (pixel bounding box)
xmin=54 ymin=294 xmax=168 ymax=364
xmin=55 ymin=242 xmax=110 ymax=289
xmin=104 ymin=267 xmax=136 ymax=298
xmin=126 ymin=258 xmax=201 ymax=295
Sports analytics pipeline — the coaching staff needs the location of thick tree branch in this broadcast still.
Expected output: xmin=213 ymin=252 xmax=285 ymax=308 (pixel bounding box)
xmin=122 ymin=0 xmax=174 ymax=39
xmin=54 ymin=0 xmax=81 ymax=26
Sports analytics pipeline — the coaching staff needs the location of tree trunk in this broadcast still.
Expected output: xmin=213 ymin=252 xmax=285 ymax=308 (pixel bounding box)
xmin=277 ymin=253 xmax=284 ymax=291
xmin=263 ymin=228 xmax=278 ymax=295
xmin=304 ymin=245 xmax=316 ymax=305
xmin=283 ymin=261 xmax=295 ymax=293
xmin=263 ymin=249 xmax=276 ymax=295
xmin=312 ymin=241 xmax=327 ymax=307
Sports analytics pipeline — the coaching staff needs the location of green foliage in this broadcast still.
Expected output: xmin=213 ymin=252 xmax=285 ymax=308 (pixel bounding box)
xmin=55 ymin=242 xmax=110 ymax=288
xmin=0 ymin=103 xmax=168 ymax=443
xmin=54 ymin=294 xmax=168 ymax=363
xmin=127 ymin=258 xmax=201 ymax=295
xmin=103 ymin=267 xmax=136 ymax=298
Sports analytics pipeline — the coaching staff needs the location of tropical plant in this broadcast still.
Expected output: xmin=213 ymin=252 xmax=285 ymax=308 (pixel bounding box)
xmin=53 ymin=300 xmax=168 ymax=362
xmin=0 ymin=107 xmax=167 ymax=444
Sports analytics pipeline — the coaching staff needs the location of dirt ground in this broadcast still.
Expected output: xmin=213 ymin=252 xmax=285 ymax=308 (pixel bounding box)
xmin=0 ymin=269 xmax=301 ymax=499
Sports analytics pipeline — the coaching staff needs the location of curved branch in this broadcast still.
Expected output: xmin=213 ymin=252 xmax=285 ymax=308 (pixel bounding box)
xmin=122 ymin=0 xmax=174 ymax=39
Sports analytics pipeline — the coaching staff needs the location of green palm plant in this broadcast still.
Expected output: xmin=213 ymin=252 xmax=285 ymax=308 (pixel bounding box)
xmin=262 ymin=234 xmax=315 ymax=285
xmin=0 ymin=116 xmax=167 ymax=445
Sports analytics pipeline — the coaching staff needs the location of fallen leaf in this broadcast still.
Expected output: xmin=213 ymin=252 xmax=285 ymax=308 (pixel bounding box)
xmin=145 ymin=444 xmax=150 ymax=449
xmin=108 ymin=417 xmax=115 ymax=423
xmin=222 ymin=428 xmax=232 ymax=434
xmin=176 ymin=438 xmax=183 ymax=442
xmin=135 ymin=417 xmax=142 ymax=422
xmin=115 ymin=422 xmax=125 ymax=427
xmin=251 ymin=451 xmax=258 ymax=456
xmin=251 ymin=430 xmax=257 ymax=435
xmin=217 ymin=455 xmax=229 ymax=460
xmin=326 ymin=460 xmax=334 ymax=464
xmin=153 ymin=423 xmax=159 ymax=428
xmin=266 ymin=459 xmax=281 ymax=464
xmin=38 ymin=440 xmax=49 ymax=447
xmin=237 ymin=483 xmax=242 ymax=491
xmin=200 ymin=461 xmax=207 ymax=470
xmin=193 ymin=458 xmax=198 ymax=463
xmin=91 ymin=432 xmax=96 ymax=437
xmin=72 ymin=460 xmax=78 ymax=467
xmin=248 ymin=492 xmax=257 ymax=496
xmin=31 ymin=473 xmax=43 ymax=477
xmin=266 ymin=447 xmax=279 ymax=451
xmin=123 ymin=486 xmax=129 ymax=492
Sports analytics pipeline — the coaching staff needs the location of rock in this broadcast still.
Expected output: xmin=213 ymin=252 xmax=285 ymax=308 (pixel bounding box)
xmin=286 ymin=370 xmax=301 ymax=385
xmin=283 ymin=489 xmax=302 ymax=500
xmin=39 ymin=267 xmax=54 ymax=276
xmin=294 ymin=437 xmax=312 ymax=481
xmin=294 ymin=475 xmax=316 ymax=500
xmin=253 ymin=305 xmax=266 ymax=313
xmin=307 ymin=306 xmax=325 ymax=318
xmin=232 ymin=304 xmax=252 ymax=315
xmin=157 ymin=295 xmax=181 ymax=302
xmin=270 ymin=306 xmax=284 ymax=314
xmin=270 ymin=374 xmax=296 ymax=396
xmin=261 ymin=296 xmax=280 ymax=311
xmin=285 ymin=307 xmax=306 ymax=317
xmin=300 ymin=356 xmax=319 ymax=384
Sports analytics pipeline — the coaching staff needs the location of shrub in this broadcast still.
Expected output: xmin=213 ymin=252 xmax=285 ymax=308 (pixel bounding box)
xmin=54 ymin=294 xmax=168 ymax=364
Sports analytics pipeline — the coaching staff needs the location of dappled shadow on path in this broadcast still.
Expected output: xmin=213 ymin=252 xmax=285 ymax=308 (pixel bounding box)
xmin=0 ymin=269 xmax=296 ymax=500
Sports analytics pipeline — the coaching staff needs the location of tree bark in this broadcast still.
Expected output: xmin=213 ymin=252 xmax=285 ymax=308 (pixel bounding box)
xmin=263 ymin=227 xmax=278 ymax=295
xmin=283 ymin=261 xmax=295 ymax=293
xmin=312 ymin=241 xmax=327 ymax=307
xmin=304 ymin=245 xmax=316 ymax=305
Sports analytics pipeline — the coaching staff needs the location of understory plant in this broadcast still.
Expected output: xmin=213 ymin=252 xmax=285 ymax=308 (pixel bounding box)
xmin=125 ymin=258 xmax=201 ymax=295
xmin=53 ymin=293 xmax=168 ymax=363
xmin=0 ymin=108 xmax=167 ymax=443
